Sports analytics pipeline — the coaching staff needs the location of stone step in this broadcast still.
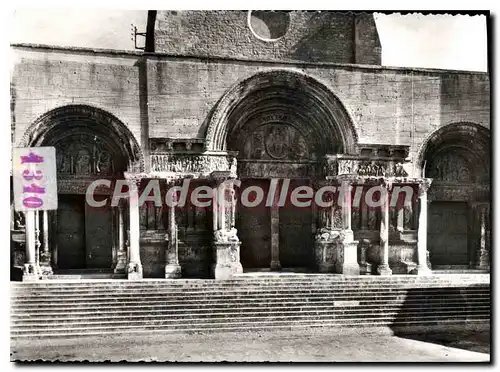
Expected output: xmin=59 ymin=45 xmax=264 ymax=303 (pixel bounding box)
xmin=10 ymin=277 xmax=490 ymax=340
xmin=11 ymin=299 xmax=490 ymax=316
xmin=11 ymin=307 xmax=490 ymax=325
xmin=11 ymin=277 xmax=490 ymax=287
xmin=12 ymin=314 xmax=489 ymax=334
xmin=11 ymin=319 xmax=490 ymax=340
xmin=11 ymin=297 xmax=489 ymax=310
xmin=10 ymin=293 xmax=490 ymax=306
xmin=10 ymin=284 xmax=491 ymax=295
xmin=10 ymin=274 xmax=490 ymax=286
xmin=11 ymin=317 xmax=489 ymax=338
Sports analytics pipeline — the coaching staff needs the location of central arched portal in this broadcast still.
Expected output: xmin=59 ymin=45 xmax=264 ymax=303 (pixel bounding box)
xmin=208 ymin=70 xmax=356 ymax=271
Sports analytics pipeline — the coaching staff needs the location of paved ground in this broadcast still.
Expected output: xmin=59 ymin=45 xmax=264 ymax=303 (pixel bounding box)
xmin=11 ymin=329 xmax=490 ymax=362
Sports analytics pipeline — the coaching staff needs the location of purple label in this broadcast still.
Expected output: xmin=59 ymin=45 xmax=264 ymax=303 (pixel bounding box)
xmin=22 ymin=196 xmax=44 ymax=208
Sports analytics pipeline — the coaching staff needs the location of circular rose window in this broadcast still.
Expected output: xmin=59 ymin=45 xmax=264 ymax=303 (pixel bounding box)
xmin=248 ymin=11 xmax=290 ymax=41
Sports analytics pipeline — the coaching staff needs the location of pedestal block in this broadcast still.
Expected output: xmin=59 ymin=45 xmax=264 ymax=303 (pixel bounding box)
xmin=22 ymin=263 xmax=40 ymax=282
xmin=337 ymin=240 xmax=360 ymax=275
xmin=212 ymin=240 xmax=243 ymax=280
xmin=127 ymin=262 xmax=143 ymax=280
xmin=165 ymin=264 xmax=182 ymax=278
xmin=39 ymin=251 xmax=53 ymax=276
xmin=314 ymin=228 xmax=339 ymax=273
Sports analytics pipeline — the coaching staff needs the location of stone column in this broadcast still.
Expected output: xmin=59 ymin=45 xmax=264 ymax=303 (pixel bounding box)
xmin=270 ymin=182 xmax=281 ymax=270
xmin=23 ymin=210 xmax=40 ymax=281
xmin=412 ymin=180 xmax=432 ymax=275
xmin=338 ymin=179 xmax=360 ymax=275
xmin=114 ymin=202 xmax=127 ymax=274
xmin=360 ymin=187 xmax=369 ymax=230
xmin=212 ymin=175 xmax=242 ymax=279
xmin=377 ymin=182 xmax=392 ymax=275
xmin=39 ymin=210 xmax=53 ymax=275
xmin=34 ymin=211 xmax=41 ymax=267
xmin=314 ymin=180 xmax=336 ymax=273
xmin=165 ymin=184 xmax=181 ymax=278
xmin=475 ymin=204 xmax=490 ymax=271
xmin=127 ymin=180 xmax=143 ymax=279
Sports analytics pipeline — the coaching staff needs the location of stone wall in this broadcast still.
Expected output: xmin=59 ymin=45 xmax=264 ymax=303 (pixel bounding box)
xmin=153 ymin=11 xmax=381 ymax=64
xmin=11 ymin=46 xmax=144 ymax=151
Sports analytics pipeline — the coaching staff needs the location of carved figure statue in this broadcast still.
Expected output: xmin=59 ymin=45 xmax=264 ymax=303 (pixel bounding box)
xmin=75 ymin=148 xmax=92 ymax=175
xmin=96 ymin=151 xmax=112 ymax=174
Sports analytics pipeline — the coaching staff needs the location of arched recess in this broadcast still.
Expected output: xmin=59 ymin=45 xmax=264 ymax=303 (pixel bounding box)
xmin=203 ymin=69 xmax=359 ymax=156
xmin=417 ymin=122 xmax=490 ymax=181
xmin=204 ymin=70 xmax=358 ymax=271
xmin=17 ymin=105 xmax=145 ymax=271
xmin=18 ymin=104 xmax=145 ymax=173
xmin=418 ymin=122 xmax=490 ymax=269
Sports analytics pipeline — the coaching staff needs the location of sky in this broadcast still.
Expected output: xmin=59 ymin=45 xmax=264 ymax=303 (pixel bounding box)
xmin=10 ymin=10 xmax=488 ymax=72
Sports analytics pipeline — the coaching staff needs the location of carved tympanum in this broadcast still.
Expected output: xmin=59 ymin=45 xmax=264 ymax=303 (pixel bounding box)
xmin=427 ymin=151 xmax=472 ymax=183
xmin=242 ymin=124 xmax=309 ymax=161
xmin=55 ymin=134 xmax=116 ymax=176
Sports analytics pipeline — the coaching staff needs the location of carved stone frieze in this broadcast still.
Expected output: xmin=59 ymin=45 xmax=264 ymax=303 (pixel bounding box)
xmin=325 ymin=156 xmax=409 ymax=178
xmin=150 ymin=153 xmax=237 ymax=178
xmin=314 ymin=227 xmax=341 ymax=242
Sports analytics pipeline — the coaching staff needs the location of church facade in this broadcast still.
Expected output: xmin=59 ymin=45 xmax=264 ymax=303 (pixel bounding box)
xmin=10 ymin=11 xmax=490 ymax=280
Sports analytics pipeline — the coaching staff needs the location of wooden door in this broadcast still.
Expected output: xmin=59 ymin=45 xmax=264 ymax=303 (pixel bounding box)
xmin=57 ymin=194 xmax=86 ymax=269
xmin=85 ymin=197 xmax=113 ymax=269
xmin=237 ymin=179 xmax=271 ymax=269
xmin=278 ymin=180 xmax=314 ymax=269
xmin=428 ymin=202 xmax=469 ymax=266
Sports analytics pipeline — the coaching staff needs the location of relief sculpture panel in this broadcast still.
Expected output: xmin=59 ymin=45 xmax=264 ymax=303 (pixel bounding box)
xmin=241 ymin=124 xmax=309 ymax=161
xmin=55 ymin=134 xmax=116 ymax=177
xmin=426 ymin=151 xmax=472 ymax=183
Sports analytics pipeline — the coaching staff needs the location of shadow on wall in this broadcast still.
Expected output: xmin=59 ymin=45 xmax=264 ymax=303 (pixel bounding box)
xmin=292 ymin=12 xmax=354 ymax=63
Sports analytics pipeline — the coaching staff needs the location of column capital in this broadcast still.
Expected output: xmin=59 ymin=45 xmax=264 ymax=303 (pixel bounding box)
xmin=123 ymin=172 xmax=148 ymax=186
xmin=417 ymin=178 xmax=432 ymax=197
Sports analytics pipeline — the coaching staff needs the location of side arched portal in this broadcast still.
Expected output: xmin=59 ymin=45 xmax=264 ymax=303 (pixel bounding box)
xmin=19 ymin=105 xmax=144 ymax=272
xmin=419 ymin=122 xmax=490 ymax=270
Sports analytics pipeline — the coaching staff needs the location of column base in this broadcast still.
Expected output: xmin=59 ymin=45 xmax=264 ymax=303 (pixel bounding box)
xmin=270 ymin=260 xmax=282 ymax=271
xmin=359 ymin=262 xmax=372 ymax=275
xmin=114 ymin=251 xmax=127 ymax=274
xmin=213 ymin=262 xmax=243 ymax=280
xmin=377 ymin=264 xmax=392 ymax=276
xmin=22 ymin=263 xmax=40 ymax=281
xmin=410 ymin=265 xmax=432 ymax=275
xmin=341 ymin=263 xmax=360 ymax=275
xmin=39 ymin=265 xmax=53 ymax=276
xmin=127 ymin=262 xmax=143 ymax=280
xmin=475 ymin=249 xmax=489 ymax=272
xmin=165 ymin=264 xmax=182 ymax=278
xmin=318 ymin=262 xmax=335 ymax=273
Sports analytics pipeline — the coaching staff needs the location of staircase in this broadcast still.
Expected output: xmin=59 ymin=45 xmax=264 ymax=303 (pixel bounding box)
xmin=10 ymin=274 xmax=490 ymax=339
